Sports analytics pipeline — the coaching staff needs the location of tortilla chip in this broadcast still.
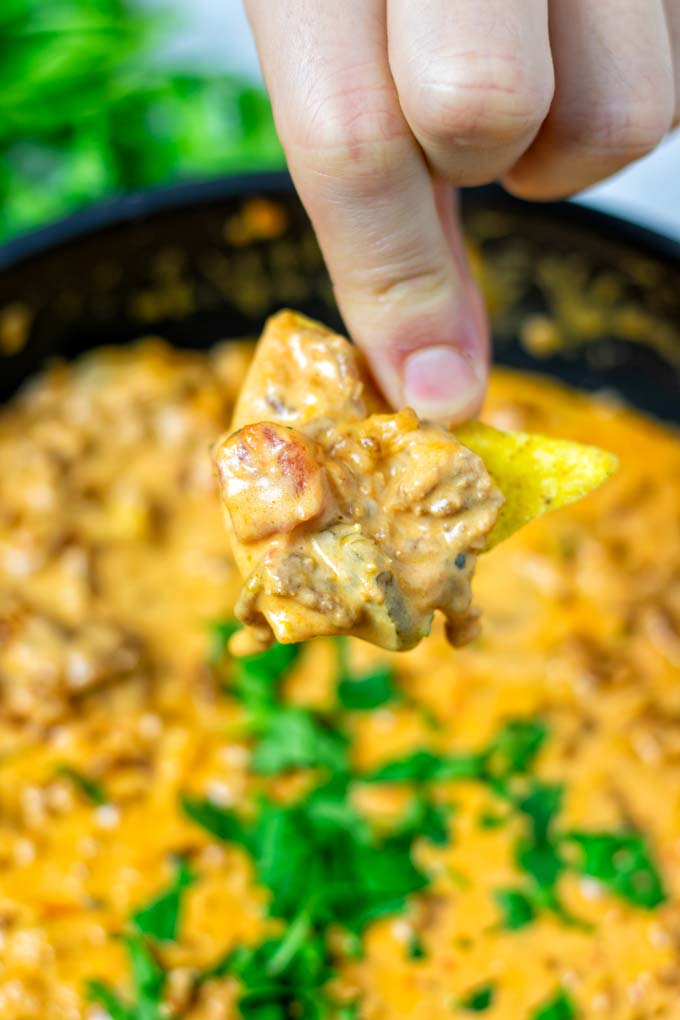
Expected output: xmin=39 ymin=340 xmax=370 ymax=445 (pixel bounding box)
xmin=456 ymin=421 xmax=618 ymax=549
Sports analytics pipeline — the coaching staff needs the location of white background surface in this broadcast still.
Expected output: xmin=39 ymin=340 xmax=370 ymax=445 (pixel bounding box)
xmin=154 ymin=0 xmax=680 ymax=241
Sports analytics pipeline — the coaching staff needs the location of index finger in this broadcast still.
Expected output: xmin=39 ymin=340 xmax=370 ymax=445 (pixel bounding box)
xmin=245 ymin=0 xmax=488 ymax=423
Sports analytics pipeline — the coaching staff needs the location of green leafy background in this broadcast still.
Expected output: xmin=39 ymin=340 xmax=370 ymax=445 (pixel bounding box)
xmin=0 ymin=0 xmax=284 ymax=241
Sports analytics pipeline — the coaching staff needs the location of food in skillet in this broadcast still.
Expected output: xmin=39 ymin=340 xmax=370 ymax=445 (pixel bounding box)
xmin=213 ymin=312 xmax=616 ymax=654
xmin=2 ymin=341 xmax=680 ymax=1020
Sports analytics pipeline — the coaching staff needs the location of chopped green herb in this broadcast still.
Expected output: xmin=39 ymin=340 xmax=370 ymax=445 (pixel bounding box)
xmin=55 ymin=764 xmax=107 ymax=806
xmin=407 ymin=932 xmax=427 ymax=959
xmin=234 ymin=668 xmax=294 ymax=715
xmin=226 ymin=929 xmax=335 ymax=1019
xmin=516 ymin=841 xmax=565 ymax=901
xmin=180 ymin=794 xmax=250 ymax=846
xmin=265 ymin=909 xmax=314 ymax=976
xmin=564 ymin=831 xmax=666 ymax=909
xmin=236 ymin=642 xmax=302 ymax=688
xmin=124 ymin=935 xmax=166 ymax=1020
xmin=212 ymin=624 xmax=303 ymax=709
xmin=363 ymin=718 xmax=548 ymax=787
xmin=483 ymin=719 xmax=548 ymax=779
xmin=334 ymin=1006 xmax=360 ymax=1020
xmin=335 ymin=638 xmax=398 ymax=710
xmin=458 ymin=982 xmax=496 ymax=1012
xmin=251 ymin=708 xmax=349 ymax=776
xmin=513 ymin=783 xmax=565 ymax=895
xmin=494 ymin=887 xmax=536 ymax=930
xmin=531 ymin=988 xmax=577 ymax=1020
xmin=244 ymin=801 xmax=323 ymax=922
xmin=230 ymin=641 xmax=302 ymax=711
xmin=131 ymin=857 xmax=195 ymax=943
xmin=85 ymin=980 xmax=131 ymax=1020
xmin=87 ymin=934 xmax=165 ymax=1020
xmin=183 ymin=776 xmax=428 ymax=936
xmin=219 ymin=635 xmax=345 ymax=779
xmin=85 ymin=979 xmax=131 ymax=1020
xmin=364 ymin=749 xmax=482 ymax=784
xmin=345 ymin=832 xmax=428 ymax=931
xmin=337 ymin=664 xmax=397 ymax=711
xmin=398 ymin=794 xmax=452 ymax=846
xmin=478 ymin=811 xmax=506 ymax=830
xmin=515 ymin=783 xmax=563 ymax=845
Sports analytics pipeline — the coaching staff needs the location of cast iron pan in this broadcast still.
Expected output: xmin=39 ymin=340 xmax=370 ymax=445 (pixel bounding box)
xmin=0 ymin=172 xmax=679 ymax=423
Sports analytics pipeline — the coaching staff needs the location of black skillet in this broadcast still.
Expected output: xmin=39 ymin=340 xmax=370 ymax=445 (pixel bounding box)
xmin=0 ymin=172 xmax=678 ymax=425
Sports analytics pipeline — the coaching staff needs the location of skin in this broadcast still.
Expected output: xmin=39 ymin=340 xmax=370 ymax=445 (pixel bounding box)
xmin=244 ymin=0 xmax=680 ymax=423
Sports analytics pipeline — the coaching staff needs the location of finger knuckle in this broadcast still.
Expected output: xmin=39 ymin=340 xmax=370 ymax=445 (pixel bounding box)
xmin=575 ymin=93 xmax=674 ymax=160
xmin=368 ymin=262 xmax=454 ymax=306
xmin=404 ymin=54 xmax=553 ymax=150
xmin=284 ymin=83 xmax=412 ymax=192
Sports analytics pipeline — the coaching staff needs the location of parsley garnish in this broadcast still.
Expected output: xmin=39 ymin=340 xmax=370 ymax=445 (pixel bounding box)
xmin=87 ymin=860 xmax=195 ymax=1017
xmin=494 ymin=888 xmax=536 ymax=930
xmin=212 ymin=621 xmax=301 ymax=709
xmin=180 ymin=794 xmax=251 ymax=845
xmin=215 ymin=632 xmax=344 ymax=777
xmin=131 ymin=857 xmax=195 ymax=943
xmin=234 ymin=648 xmax=302 ymax=712
xmin=495 ymin=782 xmax=589 ymax=929
xmin=227 ymin=930 xmax=333 ymax=1018
xmin=483 ymin=719 xmax=549 ymax=779
xmin=217 ymin=629 xmax=346 ymax=778
xmin=363 ymin=718 xmax=549 ymax=787
xmin=531 ymin=988 xmax=577 ymax=1020
xmin=398 ymin=794 xmax=452 ymax=846
xmin=87 ymin=934 xmax=165 ymax=1020
xmin=363 ymin=749 xmax=482 ymax=784
xmin=564 ymin=831 xmax=666 ymax=909
xmin=250 ymin=707 xmax=349 ymax=776
xmin=181 ymin=772 xmax=426 ymax=1015
xmin=55 ymin=764 xmax=107 ymax=806
xmin=478 ymin=811 xmax=507 ymax=829
xmin=407 ymin=932 xmax=427 ymax=959
xmin=336 ymin=1006 xmax=360 ymax=1019
xmin=234 ymin=641 xmax=302 ymax=692
xmin=501 ymin=790 xmax=666 ymax=921
xmin=458 ymin=983 xmax=496 ymax=1012
xmin=337 ymin=664 xmax=397 ymax=711
xmin=335 ymin=637 xmax=398 ymax=710
xmin=513 ymin=782 xmax=566 ymax=897
xmin=182 ymin=777 xmax=428 ymax=935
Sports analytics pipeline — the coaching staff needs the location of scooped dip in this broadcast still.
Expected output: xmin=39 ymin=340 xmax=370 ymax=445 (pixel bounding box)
xmin=213 ymin=311 xmax=614 ymax=655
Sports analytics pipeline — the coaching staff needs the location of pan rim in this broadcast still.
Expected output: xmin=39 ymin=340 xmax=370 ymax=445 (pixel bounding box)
xmin=0 ymin=173 xmax=679 ymax=273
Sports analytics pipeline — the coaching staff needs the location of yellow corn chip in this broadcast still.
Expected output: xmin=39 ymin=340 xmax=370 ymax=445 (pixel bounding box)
xmin=457 ymin=421 xmax=618 ymax=549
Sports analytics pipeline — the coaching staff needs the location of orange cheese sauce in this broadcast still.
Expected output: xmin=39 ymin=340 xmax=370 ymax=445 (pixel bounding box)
xmin=1 ymin=342 xmax=680 ymax=1020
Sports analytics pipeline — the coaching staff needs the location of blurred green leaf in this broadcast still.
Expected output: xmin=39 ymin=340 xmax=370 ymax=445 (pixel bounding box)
xmin=0 ymin=0 xmax=284 ymax=240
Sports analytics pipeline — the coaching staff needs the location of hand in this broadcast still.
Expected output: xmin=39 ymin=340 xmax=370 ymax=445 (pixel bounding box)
xmin=245 ymin=1 xmax=678 ymax=422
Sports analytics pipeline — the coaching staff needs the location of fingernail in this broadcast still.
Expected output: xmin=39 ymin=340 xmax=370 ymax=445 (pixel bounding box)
xmin=403 ymin=345 xmax=485 ymax=423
